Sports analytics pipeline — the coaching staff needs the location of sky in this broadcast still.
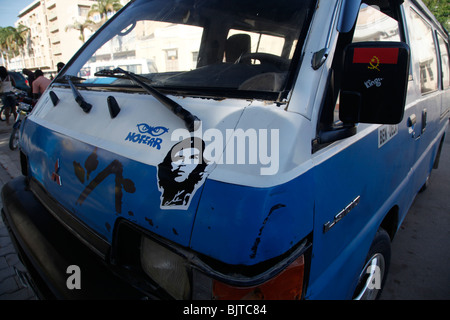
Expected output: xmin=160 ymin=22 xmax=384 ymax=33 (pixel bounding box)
xmin=0 ymin=0 xmax=36 ymax=28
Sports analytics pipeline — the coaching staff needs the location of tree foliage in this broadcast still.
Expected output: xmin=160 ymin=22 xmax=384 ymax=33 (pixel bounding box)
xmin=65 ymin=20 xmax=96 ymax=43
xmin=422 ymin=0 xmax=450 ymax=30
xmin=0 ymin=24 xmax=30 ymax=65
xmin=88 ymin=0 xmax=123 ymax=23
xmin=65 ymin=0 xmax=124 ymax=43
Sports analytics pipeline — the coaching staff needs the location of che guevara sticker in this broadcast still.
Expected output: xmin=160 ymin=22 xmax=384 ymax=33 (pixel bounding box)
xmin=157 ymin=137 xmax=209 ymax=210
xmin=124 ymin=123 xmax=209 ymax=210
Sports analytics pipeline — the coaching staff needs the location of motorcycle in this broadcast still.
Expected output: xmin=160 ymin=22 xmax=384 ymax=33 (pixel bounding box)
xmin=9 ymin=92 xmax=35 ymax=150
xmin=1 ymin=89 xmax=29 ymax=121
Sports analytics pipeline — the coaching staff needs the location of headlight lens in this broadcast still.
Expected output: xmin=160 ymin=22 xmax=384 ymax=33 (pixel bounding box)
xmin=140 ymin=236 xmax=190 ymax=300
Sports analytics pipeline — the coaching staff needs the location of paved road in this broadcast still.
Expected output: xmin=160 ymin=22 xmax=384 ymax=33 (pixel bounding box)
xmin=0 ymin=121 xmax=36 ymax=300
xmin=380 ymin=123 xmax=450 ymax=300
xmin=0 ymin=119 xmax=448 ymax=300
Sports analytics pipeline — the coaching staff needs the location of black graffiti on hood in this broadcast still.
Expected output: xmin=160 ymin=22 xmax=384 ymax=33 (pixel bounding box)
xmin=74 ymin=148 xmax=136 ymax=214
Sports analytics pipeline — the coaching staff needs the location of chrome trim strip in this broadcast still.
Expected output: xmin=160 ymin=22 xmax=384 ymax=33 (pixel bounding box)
xmin=323 ymin=195 xmax=361 ymax=233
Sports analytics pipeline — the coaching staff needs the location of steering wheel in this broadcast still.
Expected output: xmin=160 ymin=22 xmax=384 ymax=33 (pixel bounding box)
xmin=237 ymin=53 xmax=290 ymax=70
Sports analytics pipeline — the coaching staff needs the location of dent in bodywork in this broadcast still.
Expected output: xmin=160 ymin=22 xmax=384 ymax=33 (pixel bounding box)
xmin=250 ymin=204 xmax=286 ymax=259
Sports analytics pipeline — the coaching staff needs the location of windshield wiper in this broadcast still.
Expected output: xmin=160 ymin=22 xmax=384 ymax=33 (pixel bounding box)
xmin=95 ymin=68 xmax=201 ymax=132
xmin=66 ymin=76 xmax=92 ymax=113
xmin=94 ymin=69 xmax=152 ymax=84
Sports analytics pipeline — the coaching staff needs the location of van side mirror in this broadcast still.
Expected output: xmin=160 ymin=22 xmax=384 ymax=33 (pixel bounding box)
xmin=339 ymin=42 xmax=410 ymax=124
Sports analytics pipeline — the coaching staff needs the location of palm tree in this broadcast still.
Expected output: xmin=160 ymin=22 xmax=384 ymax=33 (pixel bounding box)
xmin=66 ymin=19 xmax=96 ymax=43
xmin=0 ymin=27 xmax=9 ymax=65
xmin=15 ymin=24 xmax=30 ymax=62
xmin=7 ymin=27 xmax=22 ymax=56
xmin=0 ymin=27 xmax=18 ymax=67
xmin=88 ymin=0 xmax=123 ymax=24
xmin=0 ymin=25 xmax=29 ymax=68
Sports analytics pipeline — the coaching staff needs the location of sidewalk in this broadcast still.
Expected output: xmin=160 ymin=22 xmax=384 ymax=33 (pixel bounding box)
xmin=0 ymin=120 xmax=37 ymax=300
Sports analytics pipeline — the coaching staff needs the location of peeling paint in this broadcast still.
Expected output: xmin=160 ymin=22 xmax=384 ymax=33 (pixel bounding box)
xmin=145 ymin=217 xmax=154 ymax=226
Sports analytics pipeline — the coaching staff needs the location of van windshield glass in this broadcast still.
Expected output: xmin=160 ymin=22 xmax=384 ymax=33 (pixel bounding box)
xmin=59 ymin=0 xmax=316 ymax=98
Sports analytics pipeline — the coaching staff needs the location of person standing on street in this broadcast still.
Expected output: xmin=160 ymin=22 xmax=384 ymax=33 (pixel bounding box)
xmin=57 ymin=62 xmax=65 ymax=73
xmin=0 ymin=66 xmax=17 ymax=125
xmin=32 ymin=69 xmax=51 ymax=99
xmin=22 ymin=68 xmax=35 ymax=97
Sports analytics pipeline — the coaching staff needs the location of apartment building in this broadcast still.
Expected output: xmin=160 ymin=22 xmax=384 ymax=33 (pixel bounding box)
xmin=9 ymin=0 xmax=129 ymax=74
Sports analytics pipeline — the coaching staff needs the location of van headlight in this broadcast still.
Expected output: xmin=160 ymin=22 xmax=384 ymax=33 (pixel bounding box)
xmin=140 ymin=235 xmax=309 ymax=300
xmin=140 ymin=236 xmax=190 ymax=300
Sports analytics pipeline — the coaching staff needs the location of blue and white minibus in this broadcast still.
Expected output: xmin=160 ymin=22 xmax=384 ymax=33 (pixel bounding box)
xmin=2 ymin=0 xmax=449 ymax=300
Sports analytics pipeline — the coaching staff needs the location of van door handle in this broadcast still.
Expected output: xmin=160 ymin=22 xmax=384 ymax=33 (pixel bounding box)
xmin=407 ymin=114 xmax=416 ymax=127
xmin=407 ymin=114 xmax=416 ymax=138
xmin=421 ymin=109 xmax=427 ymax=134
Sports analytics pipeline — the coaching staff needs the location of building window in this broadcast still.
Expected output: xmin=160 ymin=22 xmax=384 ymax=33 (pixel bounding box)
xmin=78 ymin=5 xmax=90 ymax=17
xmin=165 ymin=48 xmax=179 ymax=71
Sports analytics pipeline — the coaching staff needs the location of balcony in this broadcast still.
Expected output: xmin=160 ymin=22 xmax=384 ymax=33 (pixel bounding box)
xmin=52 ymin=43 xmax=62 ymax=55
xmin=46 ymin=0 xmax=56 ymax=10
xmin=49 ymin=20 xmax=59 ymax=33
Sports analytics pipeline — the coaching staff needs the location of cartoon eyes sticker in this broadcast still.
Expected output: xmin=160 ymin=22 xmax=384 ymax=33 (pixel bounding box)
xmin=137 ymin=123 xmax=169 ymax=136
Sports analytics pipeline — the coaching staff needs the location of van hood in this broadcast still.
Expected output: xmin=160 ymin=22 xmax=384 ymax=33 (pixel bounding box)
xmin=21 ymin=87 xmax=247 ymax=246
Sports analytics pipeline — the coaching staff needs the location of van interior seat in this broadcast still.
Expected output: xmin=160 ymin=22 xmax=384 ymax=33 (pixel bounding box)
xmin=225 ymin=34 xmax=251 ymax=63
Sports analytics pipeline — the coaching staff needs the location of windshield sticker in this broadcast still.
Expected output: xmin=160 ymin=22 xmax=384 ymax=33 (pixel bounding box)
xmin=124 ymin=123 xmax=169 ymax=150
xmin=157 ymin=137 xmax=210 ymax=210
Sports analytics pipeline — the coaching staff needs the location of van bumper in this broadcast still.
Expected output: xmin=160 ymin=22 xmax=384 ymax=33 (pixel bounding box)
xmin=1 ymin=176 xmax=146 ymax=299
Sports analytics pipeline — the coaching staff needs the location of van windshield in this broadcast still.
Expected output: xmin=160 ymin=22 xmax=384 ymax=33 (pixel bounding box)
xmin=58 ymin=0 xmax=316 ymax=99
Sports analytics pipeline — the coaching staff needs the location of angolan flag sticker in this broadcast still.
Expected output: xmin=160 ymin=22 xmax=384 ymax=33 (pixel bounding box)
xmin=352 ymin=47 xmax=399 ymax=71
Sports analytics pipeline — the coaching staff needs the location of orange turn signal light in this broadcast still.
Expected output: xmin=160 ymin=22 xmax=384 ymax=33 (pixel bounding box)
xmin=212 ymin=255 xmax=305 ymax=300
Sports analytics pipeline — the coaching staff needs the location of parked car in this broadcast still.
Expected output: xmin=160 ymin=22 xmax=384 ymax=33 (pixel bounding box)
xmin=8 ymin=71 xmax=31 ymax=95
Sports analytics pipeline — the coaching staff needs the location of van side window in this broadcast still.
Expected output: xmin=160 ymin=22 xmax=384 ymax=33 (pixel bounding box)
xmin=437 ymin=34 xmax=450 ymax=89
xmin=352 ymin=4 xmax=401 ymax=43
xmin=409 ymin=9 xmax=438 ymax=94
xmin=332 ymin=2 xmax=402 ymax=123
